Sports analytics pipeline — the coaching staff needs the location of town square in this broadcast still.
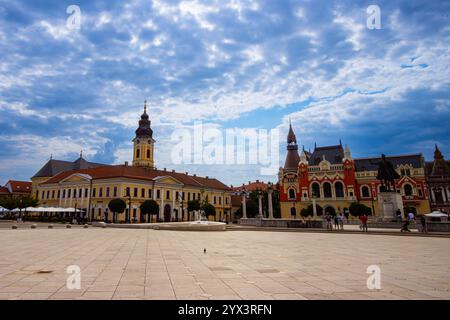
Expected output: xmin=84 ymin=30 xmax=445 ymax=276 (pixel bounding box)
xmin=1 ymin=0 xmax=450 ymax=306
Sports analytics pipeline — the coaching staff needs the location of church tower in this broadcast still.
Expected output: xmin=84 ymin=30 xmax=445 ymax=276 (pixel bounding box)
xmin=132 ymin=101 xmax=155 ymax=168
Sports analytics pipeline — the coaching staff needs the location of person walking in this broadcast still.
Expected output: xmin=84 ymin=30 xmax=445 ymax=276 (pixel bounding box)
xmin=339 ymin=213 xmax=345 ymax=230
xmin=360 ymin=214 xmax=368 ymax=232
xmin=325 ymin=213 xmax=333 ymax=230
xmin=334 ymin=214 xmax=340 ymax=230
xmin=420 ymin=214 xmax=427 ymax=233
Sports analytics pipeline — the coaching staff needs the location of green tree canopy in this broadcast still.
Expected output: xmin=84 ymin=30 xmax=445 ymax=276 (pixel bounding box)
xmin=140 ymin=200 xmax=159 ymax=216
xmin=202 ymin=203 xmax=216 ymax=218
xmin=349 ymin=202 xmax=372 ymax=217
xmin=187 ymin=199 xmax=200 ymax=213
xmin=108 ymin=198 xmax=127 ymax=214
xmin=300 ymin=204 xmax=323 ymax=218
xmin=0 ymin=196 xmax=38 ymax=210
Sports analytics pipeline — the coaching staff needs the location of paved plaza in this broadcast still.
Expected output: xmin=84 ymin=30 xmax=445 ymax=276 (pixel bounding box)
xmin=0 ymin=227 xmax=449 ymax=300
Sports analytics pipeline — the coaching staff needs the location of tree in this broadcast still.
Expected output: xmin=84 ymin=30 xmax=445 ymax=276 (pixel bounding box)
xmin=108 ymin=198 xmax=126 ymax=223
xmin=300 ymin=204 xmax=323 ymax=218
xmin=187 ymin=199 xmax=200 ymax=221
xmin=235 ymin=199 xmax=259 ymax=218
xmin=349 ymin=202 xmax=372 ymax=217
xmin=202 ymin=203 xmax=216 ymax=221
xmin=140 ymin=200 xmax=159 ymax=223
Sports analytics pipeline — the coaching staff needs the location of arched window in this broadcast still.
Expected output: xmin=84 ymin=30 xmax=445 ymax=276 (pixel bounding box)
xmin=136 ymin=148 xmax=140 ymax=159
xmin=335 ymin=182 xmax=344 ymax=198
xmin=361 ymin=186 xmax=370 ymax=198
xmin=323 ymin=182 xmax=332 ymax=198
xmin=404 ymin=184 xmax=413 ymax=196
xmin=311 ymin=183 xmax=320 ymax=198
xmin=288 ymin=188 xmax=296 ymax=200
xmin=147 ymin=149 xmax=150 ymax=159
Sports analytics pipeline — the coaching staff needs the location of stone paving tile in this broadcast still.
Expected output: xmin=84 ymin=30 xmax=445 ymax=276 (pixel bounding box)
xmin=0 ymin=228 xmax=450 ymax=300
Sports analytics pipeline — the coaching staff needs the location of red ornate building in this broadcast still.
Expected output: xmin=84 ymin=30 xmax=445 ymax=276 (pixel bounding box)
xmin=425 ymin=145 xmax=450 ymax=213
xmin=278 ymin=124 xmax=430 ymax=218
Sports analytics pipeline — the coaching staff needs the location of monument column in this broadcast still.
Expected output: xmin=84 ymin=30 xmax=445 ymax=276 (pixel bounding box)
xmin=268 ymin=184 xmax=274 ymax=219
xmin=241 ymin=188 xmax=247 ymax=219
xmin=257 ymin=191 xmax=263 ymax=218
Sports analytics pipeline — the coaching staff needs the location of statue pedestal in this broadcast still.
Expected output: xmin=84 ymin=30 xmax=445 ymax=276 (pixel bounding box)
xmin=377 ymin=192 xmax=403 ymax=221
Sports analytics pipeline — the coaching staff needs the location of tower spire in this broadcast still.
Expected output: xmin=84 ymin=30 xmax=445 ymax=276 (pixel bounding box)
xmin=144 ymin=100 xmax=147 ymax=114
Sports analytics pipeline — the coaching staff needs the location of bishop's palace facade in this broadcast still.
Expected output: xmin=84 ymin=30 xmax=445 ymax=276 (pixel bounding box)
xmin=277 ymin=124 xmax=445 ymax=219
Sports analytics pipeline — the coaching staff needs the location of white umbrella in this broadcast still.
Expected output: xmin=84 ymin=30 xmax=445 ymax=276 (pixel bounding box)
xmin=425 ymin=211 xmax=448 ymax=218
xmin=10 ymin=208 xmax=21 ymax=212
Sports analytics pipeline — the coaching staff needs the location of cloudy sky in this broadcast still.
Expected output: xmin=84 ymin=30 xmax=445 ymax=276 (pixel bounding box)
xmin=0 ymin=0 xmax=449 ymax=186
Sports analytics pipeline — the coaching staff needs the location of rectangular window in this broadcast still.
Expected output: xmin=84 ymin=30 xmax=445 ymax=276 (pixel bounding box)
xmin=57 ymin=190 xmax=60 ymax=199
xmin=134 ymin=188 xmax=138 ymax=197
xmin=192 ymin=193 xmax=195 ymax=200
xmin=219 ymin=197 xmax=222 ymax=205
xmin=141 ymin=188 xmax=145 ymax=198
xmin=68 ymin=189 xmax=71 ymax=198
xmin=149 ymin=189 xmax=152 ymax=199
xmin=62 ymin=189 xmax=66 ymax=198
xmin=166 ymin=190 xmax=170 ymax=200
xmin=92 ymin=188 xmax=96 ymax=197
xmin=99 ymin=188 xmax=103 ymax=197
xmin=176 ymin=191 xmax=179 ymax=200
xmin=46 ymin=190 xmax=50 ymax=199
xmin=157 ymin=190 xmax=160 ymax=199
xmin=41 ymin=191 xmax=45 ymax=199
xmin=126 ymin=187 xmax=130 ymax=197
xmin=106 ymin=187 xmax=110 ymax=197
xmin=52 ymin=190 xmax=55 ymax=199
xmin=213 ymin=196 xmax=216 ymax=204
xmin=73 ymin=189 xmax=77 ymax=198
xmin=113 ymin=187 xmax=117 ymax=197
xmin=418 ymin=189 xmax=423 ymax=197
xmin=85 ymin=189 xmax=88 ymax=198
xmin=188 ymin=192 xmax=191 ymax=201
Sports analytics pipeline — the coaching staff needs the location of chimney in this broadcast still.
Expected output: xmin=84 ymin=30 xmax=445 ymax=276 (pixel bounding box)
xmin=124 ymin=161 xmax=128 ymax=166
xmin=206 ymin=176 xmax=209 ymax=179
xmin=185 ymin=172 xmax=188 ymax=175
xmin=163 ymin=168 xmax=166 ymax=171
xmin=172 ymin=169 xmax=175 ymax=173
xmin=193 ymin=174 xmax=196 ymax=177
xmin=256 ymin=179 xmax=259 ymax=183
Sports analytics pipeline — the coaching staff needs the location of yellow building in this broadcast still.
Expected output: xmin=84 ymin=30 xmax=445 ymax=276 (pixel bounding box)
xmin=33 ymin=103 xmax=232 ymax=222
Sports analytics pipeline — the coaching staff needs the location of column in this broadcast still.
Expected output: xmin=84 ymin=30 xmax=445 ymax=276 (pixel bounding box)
xmin=268 ymin=189 xmax=274 ymax=220
xmin=160 ymin=189 xmax=164 ymax=219
xmin=258 ymin=194 xmax=263 ymax=218
xmin=313 ymin=197 xmax=317 ymax=219
xmin=172 ymin=189 xmax=176 ymax=220
xmin=80 ymin=187 xmax=84 ymax=218
xmin=64 ymin=189 xmax=67 ymax=207
xmin=242 ymin=192 xmax=247 ymax=219
xmin=442 ymin=188 xmax=448 ymax=203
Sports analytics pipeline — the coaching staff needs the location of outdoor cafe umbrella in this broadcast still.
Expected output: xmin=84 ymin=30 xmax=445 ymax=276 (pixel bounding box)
xmin=425 ymin=211 xmax=448 ymax=218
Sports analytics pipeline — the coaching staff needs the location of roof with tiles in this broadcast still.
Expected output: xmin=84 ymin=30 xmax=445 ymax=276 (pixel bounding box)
xmin=354 ymin=154 xmax=424 ymax=172
xmin=39 ymin=165 xmax=231 ymax=191
xmin=308 ymin=145 xmax=344 ymax=165
xmin=32 ymin=157 xmax=107 ymax=178
xmin=5 ymin=180 xmax=32 ymax=193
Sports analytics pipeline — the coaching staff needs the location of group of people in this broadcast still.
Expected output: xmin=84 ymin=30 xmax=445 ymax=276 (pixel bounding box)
xmin=324 ymin=212 xmax=345 ymax=231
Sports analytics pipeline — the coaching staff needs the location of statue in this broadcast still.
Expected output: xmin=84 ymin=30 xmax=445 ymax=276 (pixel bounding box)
xmin=371 ymin=154 xmax=400 ymax=192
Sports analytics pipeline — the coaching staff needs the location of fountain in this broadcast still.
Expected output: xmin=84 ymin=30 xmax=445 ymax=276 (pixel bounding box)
xmin=92 ymin=210 xmax=226 ymax=231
